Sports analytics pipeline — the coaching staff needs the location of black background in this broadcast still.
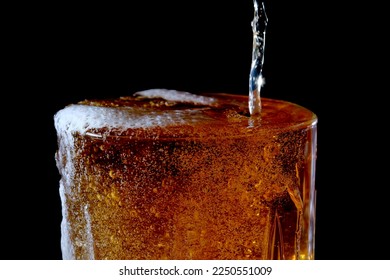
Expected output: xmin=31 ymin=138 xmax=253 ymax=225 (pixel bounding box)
xmin=2 ymin=1 xmax=387 ymax=260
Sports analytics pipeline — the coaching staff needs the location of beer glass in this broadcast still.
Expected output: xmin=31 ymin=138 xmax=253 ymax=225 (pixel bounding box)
xmin=54 ymin=89 xmax=317 ymax=260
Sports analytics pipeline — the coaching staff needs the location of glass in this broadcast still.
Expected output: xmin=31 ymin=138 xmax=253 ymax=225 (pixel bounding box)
xmin=54 ymin=90 xmax=317 ymax=260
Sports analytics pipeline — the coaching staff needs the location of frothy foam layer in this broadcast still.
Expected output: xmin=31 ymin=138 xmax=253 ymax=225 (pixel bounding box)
xmin=54 ymin=105 xmax=203 ymax=134
xmin=135 ymin=88 xmax=216 ymax=105
xmin=54 ymin=89 xmax=218 ymax=137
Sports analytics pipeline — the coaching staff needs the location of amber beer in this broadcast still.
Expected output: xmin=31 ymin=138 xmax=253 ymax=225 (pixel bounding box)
xmin=54 ymin=89 xmax=317 ymax=260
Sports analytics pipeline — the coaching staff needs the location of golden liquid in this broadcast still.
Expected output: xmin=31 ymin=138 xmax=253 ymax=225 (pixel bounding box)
xmin=55 ymin=93 xmax=317 ymax=260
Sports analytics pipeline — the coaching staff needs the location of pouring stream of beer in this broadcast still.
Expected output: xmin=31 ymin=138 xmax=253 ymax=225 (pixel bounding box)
xmin=249 ymin=1 xmax=268 ymax=116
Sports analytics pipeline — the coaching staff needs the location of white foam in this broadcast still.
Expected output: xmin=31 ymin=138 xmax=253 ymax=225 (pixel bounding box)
xmin=55 ymin=105 xmax=189 ymax=135
xmin=54 ymin=89 xmax=215 ymax=135
xmin=59 ymin=181 xmax=74 ymax=259
xmin=135 ymin=88 xmax=216 ymax=105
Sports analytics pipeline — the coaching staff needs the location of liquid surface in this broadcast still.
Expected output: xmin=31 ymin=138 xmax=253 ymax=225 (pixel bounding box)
xmin=54 ymin=89 xmax=317 ymax=260
xmin=55 ymin=89 xmax=316 ymax=139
